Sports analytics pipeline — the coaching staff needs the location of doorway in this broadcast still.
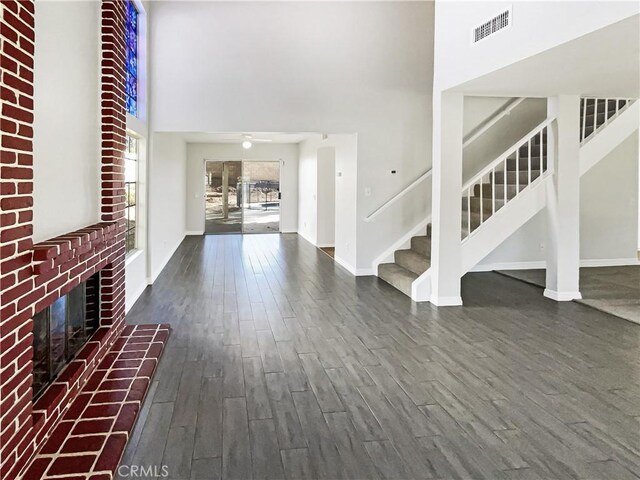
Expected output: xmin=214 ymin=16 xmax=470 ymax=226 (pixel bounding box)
xmin=204 ymin=160 xmax=281 ymax=234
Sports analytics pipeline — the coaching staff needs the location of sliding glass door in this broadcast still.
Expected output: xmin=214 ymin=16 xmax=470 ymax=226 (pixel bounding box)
xmin=241 ymin=161 xmax=280 ymax=234
xmin=204 ymin=160 xmax=281 ymax=234
xmin=204 ymin=161 xmax=243 ymax=234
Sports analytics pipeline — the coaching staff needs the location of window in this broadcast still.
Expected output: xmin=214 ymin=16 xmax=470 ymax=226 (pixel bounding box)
xmin=125 ymin=134 xmax=138 ymax=253
xmin=125 ymin=0 xmax=138 ymax=116
xmin=32 ymin=273 xmax=101 ymax=398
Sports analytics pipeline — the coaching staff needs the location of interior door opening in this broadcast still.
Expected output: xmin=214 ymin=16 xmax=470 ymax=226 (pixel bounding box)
xmin=204 ymin=160 xmax=281 ymax=234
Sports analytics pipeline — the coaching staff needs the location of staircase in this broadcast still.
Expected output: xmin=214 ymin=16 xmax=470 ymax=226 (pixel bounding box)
xmin=377 ymin=225 xmax=431 ymax=296
xmin=377 ymin=96 xmax=637 ymax=300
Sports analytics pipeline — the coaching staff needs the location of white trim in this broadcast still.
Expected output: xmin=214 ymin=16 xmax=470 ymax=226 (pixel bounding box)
xmin=125 ymin=282 xmax=148 ymax=314
xmin=471 ymin=261 xmax=546 ymax=272
xmin=297 ymin=229 xmax=316 ymax=247
xmin=429 ymin=295 xmax=463 ymax=306
xmin=371 ymin=216 xmax=431 ymax=271
xmin=150 ymin=234 xmax=185 ymax=283
xmin=317 ymin=243 xmax=335 ymax=248
xmin=334 ymin=255 xmax=375 ymax=276
xmin=125 ymin=248 xmax=144 ymax=267
xmin=543 ymin=289 xmax=582 ymax=301
xmin=185 ymin=230 xmax=204 ymax=236
xmin=580 ymin=100 xmax=638 ymax=175
xmin=472 ymin=257 xmax=640 ymax=272
xmin=580 ymin=257 xmax=640 ymax=267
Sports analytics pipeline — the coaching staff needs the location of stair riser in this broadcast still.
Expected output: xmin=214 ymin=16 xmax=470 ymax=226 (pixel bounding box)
xmin=394 ymin=251 xmax=429 ymax=276
xmin=378 ymin=268 xmax=413 ymax=296
xmin=410 ymin=236 xmax=431 ymax=256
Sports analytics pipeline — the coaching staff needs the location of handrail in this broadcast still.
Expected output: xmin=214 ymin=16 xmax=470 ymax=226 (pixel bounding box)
xmin=364 ymin=169 xmax=432 ymax=222
xmin=462 ymin=97 xmax=526 ymax=148
xmin=462 ymin=117 xmax=554 ymax=192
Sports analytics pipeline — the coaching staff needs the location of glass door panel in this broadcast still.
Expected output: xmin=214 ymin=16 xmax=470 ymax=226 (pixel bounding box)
xmin=241 ymin=161 xmax=280 ymax=234
xmin=204 ymin=161 xmax=243 ymax=234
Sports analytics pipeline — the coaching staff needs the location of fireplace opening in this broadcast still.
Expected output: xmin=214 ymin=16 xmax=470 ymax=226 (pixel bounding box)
xmin=32 ymin=272 xmax=101 ymax=398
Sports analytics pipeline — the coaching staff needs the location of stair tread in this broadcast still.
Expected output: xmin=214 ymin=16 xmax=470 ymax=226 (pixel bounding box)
xmin=395 ymin=249 xmax=430 ymax=275
xmin=378 ymin=262 xmax=418 ymax=296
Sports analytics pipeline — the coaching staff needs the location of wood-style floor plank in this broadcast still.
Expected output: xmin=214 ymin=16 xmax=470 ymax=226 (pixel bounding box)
xmin=121 ymin=234 xmax=640 ymax=480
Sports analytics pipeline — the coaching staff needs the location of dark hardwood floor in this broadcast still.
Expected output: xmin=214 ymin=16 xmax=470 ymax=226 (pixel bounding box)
xmin=120 ymin=234 xmax=640 ymax=480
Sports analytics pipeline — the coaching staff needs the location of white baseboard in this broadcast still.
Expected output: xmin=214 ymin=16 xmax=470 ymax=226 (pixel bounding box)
xmin=317 ymin=243 xmax=335 ymax=248
xmin=429 ymin=295 xmax=463 ymax=306
xmin=297 ymin=230 xmax=316 ymax=246
xmin=471 ymin=261 xmax=546 ymax=272
xmin=185 ymin=230 xmax=204 ymax=235
xmin=125 ymin=282 xmax=148 ymax=314
xmin=473 ymin=257 xmax=640 ymax=272
xmin=544 ymin=289 xmax=582 ymax=301
xmin=334 ymin=255 xmax=375 ymax=276
xmin=580 ymin=258 xmax=640 ymax=267
xmin=151 ymin=235 xmax=185 ymax=283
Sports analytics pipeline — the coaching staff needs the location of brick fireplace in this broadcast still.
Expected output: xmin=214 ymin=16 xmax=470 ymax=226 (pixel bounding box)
xmin=1 ymin=1 xmax=130 ymax=477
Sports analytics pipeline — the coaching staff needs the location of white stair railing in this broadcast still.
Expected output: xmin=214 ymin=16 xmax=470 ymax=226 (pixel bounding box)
xmin=461 ymin=118 xmax=554 ymax=241
xmin=580 ymin=97 xmax=635 ymax=143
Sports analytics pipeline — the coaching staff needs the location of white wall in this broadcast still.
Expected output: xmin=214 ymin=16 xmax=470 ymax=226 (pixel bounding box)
xmin=297 ymin=135 xmax=358 ymax=269
xmin=297 ymin=139 xmax=318 ymax=244
xmin=186 ymin=142 xmax=299 ymax=234
xmin=476 ymin=132 xmax=639 ymax=268
xmin=316 ymin=147 xmax=336 ymax=247
xmin=150 ymin=1 xmax=434 ymax=271
xmin=33 ymin=1 xmax=101 ymax=242
xmin=433 ymin=1 xmax=639 ymax=92
xmin=149 ymin=133 xmax=187 ymax=281
xmin=463 ymin=97 xmax=547 ymax=182
xmin=297 ymin=141 xmax=337 ymax=248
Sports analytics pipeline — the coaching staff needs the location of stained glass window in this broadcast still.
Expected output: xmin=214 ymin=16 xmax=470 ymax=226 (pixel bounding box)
xmin=125 ymin=134 xmax=138 ymax=253
xmin=125 ymin=0 xmax=138 ymax=116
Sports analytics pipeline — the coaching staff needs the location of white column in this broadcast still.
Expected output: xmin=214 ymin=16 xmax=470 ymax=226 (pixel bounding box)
xmin=544 ymin=95 xmax=582 ymax=301
xmin=430 ymin=91 xmax=464 ymax=306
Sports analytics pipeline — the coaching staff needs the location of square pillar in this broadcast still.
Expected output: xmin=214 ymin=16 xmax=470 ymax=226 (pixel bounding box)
xmin=430 ymin=92 xmax=464 ymax=306
xmin=544 ymin=95 xmax=582 ymax=301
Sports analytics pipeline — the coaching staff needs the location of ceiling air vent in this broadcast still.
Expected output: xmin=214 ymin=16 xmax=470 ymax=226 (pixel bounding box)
xmin=473 ymin=8 xmax=511 ymax=44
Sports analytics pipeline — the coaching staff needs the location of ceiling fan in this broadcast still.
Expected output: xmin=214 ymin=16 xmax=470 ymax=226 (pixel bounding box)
xmin=239 ymin=134 xmax=273 ymax=149
xmin=214 ymin=133 xmax=273 ymax=150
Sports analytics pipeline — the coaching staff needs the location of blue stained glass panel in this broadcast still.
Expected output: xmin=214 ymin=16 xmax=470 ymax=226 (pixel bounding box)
xmin=126 ymin=50 xmax=137 ymax=76
xmin=126 ymin=96 xmax=137 ymax=116
xmin=126 ymin=75 xmax=137 ymax=99
xmin=125 ymin=0 xmax=138 ymax=117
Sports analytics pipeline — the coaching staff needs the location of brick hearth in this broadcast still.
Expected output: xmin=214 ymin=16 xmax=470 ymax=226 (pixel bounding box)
xmin=22 ymin=325 xmax=169 ymax=480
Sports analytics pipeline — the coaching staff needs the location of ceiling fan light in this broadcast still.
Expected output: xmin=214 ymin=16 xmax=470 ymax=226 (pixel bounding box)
xmin=242 ymin=140 xmax=252 ymax=149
